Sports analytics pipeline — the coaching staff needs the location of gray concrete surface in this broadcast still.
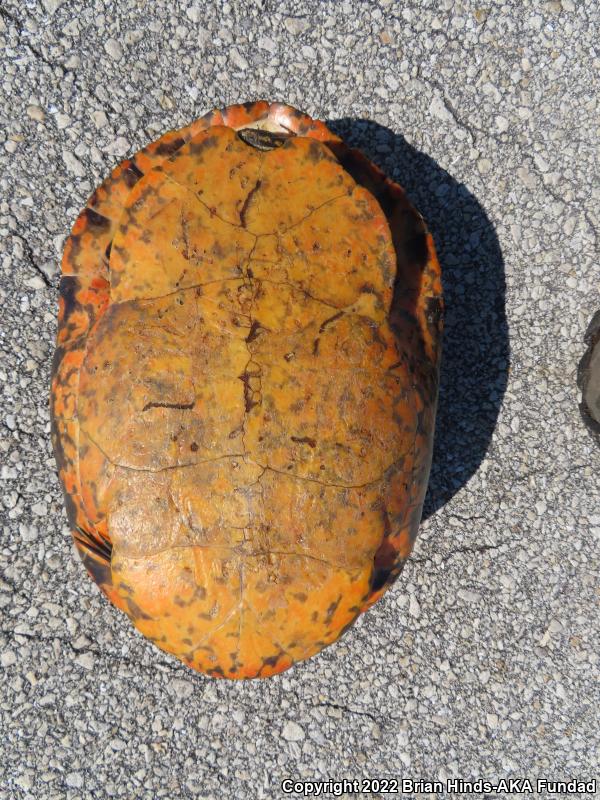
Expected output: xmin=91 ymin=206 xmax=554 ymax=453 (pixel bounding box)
xmin=1 ymin=1 xmax=599 ymax=798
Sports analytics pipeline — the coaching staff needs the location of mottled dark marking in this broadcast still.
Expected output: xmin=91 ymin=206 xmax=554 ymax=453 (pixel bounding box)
xmin=318 ymin=311 xmax=344 ymax=333
xmin=239 ymin=179 xmax=262 ymax=227
xmin=228 ymin=424 xmax=244 ymax=439
xmin=190 ymin=442 xmax=199 ymax=452
xmin=104 ymin=240 xmax=113 ymax=260
xmin=189 ymin=134 xmax=219 ymax=156
xmin=245 ymin=320 xmax=266 ymax=343
xmin=387 ymin=359 xmax=404 ymax=371
xmin=312 ymin=338 xmax=320 ymax=356
xmin=142 ymin=400 xmax=195 ymax=412
xmin=207 ymin=665 xmax=226 ymax=678
xmin=308 ymin=140 xmax=325 ymax=163
xmin=324 ymin=596 xmax=342 ymax=625
xmin=261 ymin=654 xmax=280 ymax=669
xmin=290 ymin=436 xmax=317 ymax=448
xmin=125 ymin=597 xmax=152 ymax=621
xmin=238 ymin=367 xmax=262 ymax=412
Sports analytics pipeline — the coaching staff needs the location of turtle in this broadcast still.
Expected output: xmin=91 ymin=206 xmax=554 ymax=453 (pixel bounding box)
xmin=50 ymin=101 xmax=443 ymax=679
xmin=578 ymin=309 xmax=600 ymax=442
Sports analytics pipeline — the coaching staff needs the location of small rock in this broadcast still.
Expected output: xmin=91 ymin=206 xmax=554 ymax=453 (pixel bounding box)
xmin=104 ymin=38 xmax=123 ymax=61
xmin=284 ymin=17 xmax=309 ymax=36
xmin=170 ymin=678 xmax=194 ymax=699
xmin=74 ymin=652 xmax=95 ymax=670
xmin=106 ymin=137 xmax=130 ymax=156
xmin=15 ymin=774 xmax=33 ymax=790
xmin=62 ymin=150 xmax=85 ymax=177
xmin=27 ymin=105 xmax=45 ymax=122
xmin=55 ymin=113 xmax=70 ymax=129
xmin=42 ymin=0 xmax=65 ymax=13
xmin=1 ymin=650 xmax=17 ymax=667
xmin=92 ymin=110 xmax=108 ymax=129
xmin=257 ymin=36 xmax=277 ymax=54
xmin=282 ymin=720 xmax=304 ymax=741
xmin=109 ymin=737 xmax=126 ymax=751
xmin=477 ymin=158 xmax=492 ymax=175
xmin=486 ymin=713 xmax=499 ymax=729
xmin=409 ymin=595 xmax=420 ymax=618
xmin=186 ymin=4 xmax=202 ymax=23
xmin=517 ymin=166 xmax=537 ymax=189
xmin=230 ymin=49 xmax=249 ymax=70
xmin=429 ymin=95 xmax=453 ymax=123
xmin=66 ymin=772 xmax=83 ymax=789
xmin=458 ymin=589 xmax=481 ymax=603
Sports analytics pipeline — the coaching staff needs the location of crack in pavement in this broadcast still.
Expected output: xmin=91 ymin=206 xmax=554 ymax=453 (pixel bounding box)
xmin=316 ymin=700 xmax=383 ymax=726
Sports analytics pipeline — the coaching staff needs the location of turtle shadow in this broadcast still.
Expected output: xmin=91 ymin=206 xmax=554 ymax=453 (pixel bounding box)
xmin=328 ymin=118 xmax=509 ymax=518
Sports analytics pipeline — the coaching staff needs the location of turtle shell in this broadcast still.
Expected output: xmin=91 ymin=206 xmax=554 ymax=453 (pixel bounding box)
xmin=50 ymin=101 xmax=443 ymax=679
xmin=578 ymin=309 xmax=600 ymax=441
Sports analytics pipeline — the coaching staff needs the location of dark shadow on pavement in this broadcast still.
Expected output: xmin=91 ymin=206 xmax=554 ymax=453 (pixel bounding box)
xmin=328 ymin=118 xmax=509 ymax=518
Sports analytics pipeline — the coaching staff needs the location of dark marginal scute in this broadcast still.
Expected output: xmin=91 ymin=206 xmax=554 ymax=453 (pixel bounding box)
xmin=50 ymin=343 xmax=67 ymax=383
xmin=78 ymin=546 xmax=112 ymax=588
xmin=155 ymin=137 xmax=186 ymax=156
xmin=404 ymin=228 xmax=429 ymax=268
xmin=61 ymin=485 xmax=80 ymax=530
xmin=123 ymin=164 xmax=143 ymax=187
xmin=74 ymin=525 xmax=112 ymax=561
xmin=83 ymin=208 xmax=111 ymax=229
xmin=426 ymin=296 xmax=444 ymax=327
xmin=58 ymin=275 xmax=83 ymax=326
xmin=369 ymin=566 xmax=392 ymax=593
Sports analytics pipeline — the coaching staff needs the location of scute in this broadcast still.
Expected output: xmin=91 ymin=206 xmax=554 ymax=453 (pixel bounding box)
xmin=51 ymin=101 xmax=443 ymax=678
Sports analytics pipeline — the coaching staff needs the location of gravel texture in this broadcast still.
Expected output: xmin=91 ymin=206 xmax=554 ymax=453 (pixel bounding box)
xmin=1 ymin=1 xmax=599 ymax=798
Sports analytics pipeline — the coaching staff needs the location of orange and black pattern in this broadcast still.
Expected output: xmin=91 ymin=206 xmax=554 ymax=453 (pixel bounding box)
xmin=50 ymin=102 xmax=443 ymax=678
